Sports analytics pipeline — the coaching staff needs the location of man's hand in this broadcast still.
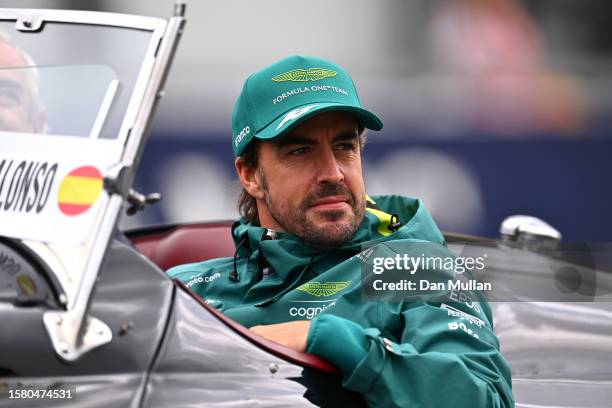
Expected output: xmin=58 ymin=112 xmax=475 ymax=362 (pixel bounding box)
xmin=249 ymin=320 xmax=311 ymax=352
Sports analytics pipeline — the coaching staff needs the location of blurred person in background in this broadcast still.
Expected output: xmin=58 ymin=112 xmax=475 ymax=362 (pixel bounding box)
xmin=429 ymin=0 xmax=583 ymax=135
xmin=169 ymin=55 xmax=513 ymax=407
xmin=0 ymin=31 xmax=46 ymax=133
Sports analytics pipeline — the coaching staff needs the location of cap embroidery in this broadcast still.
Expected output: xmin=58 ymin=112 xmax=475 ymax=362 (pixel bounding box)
xmin=276 ymin=104 xmax=319 ymax=130
xmin=272 ymin=68 xmax=337 ymax=82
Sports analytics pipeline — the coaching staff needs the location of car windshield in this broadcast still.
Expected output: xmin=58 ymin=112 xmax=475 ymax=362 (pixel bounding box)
xmin=0 ymin=19 xmax=153 ymax=140
xmin=0 ymin=65 xmax=117 ymax=137
xmin=0 ymin=16 xmax=160 ymax=246
xmin=0 ymin=9 xmax=168 ymax=309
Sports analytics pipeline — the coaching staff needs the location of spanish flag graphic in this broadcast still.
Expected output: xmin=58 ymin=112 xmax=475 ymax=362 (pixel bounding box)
xmin=57 ymin=166 xmax=103 ymax=216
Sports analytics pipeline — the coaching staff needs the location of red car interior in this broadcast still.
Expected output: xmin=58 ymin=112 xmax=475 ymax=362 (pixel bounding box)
xmin=128 ymin=220 xmax=236 ymax=271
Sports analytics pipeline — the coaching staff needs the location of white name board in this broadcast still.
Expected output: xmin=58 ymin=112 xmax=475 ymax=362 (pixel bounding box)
xmin=0 ymin=132 xmax=122 ymax=245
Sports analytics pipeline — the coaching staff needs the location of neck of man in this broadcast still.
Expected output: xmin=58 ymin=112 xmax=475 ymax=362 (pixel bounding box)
xmin=255 ymin=198 xmax=285 ymax=232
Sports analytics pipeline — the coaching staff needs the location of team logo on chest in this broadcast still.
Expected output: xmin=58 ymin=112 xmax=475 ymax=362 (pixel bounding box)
xmin=296 ymin=281 xmax=350 ymax=297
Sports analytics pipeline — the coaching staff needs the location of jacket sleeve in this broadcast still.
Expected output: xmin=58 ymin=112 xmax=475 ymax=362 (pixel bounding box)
xmin=307 ymin=301 xmax=514 ymax=408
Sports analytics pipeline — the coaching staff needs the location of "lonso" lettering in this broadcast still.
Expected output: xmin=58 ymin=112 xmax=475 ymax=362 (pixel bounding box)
xmin=0 ymin=159 xmax=58 ymax=214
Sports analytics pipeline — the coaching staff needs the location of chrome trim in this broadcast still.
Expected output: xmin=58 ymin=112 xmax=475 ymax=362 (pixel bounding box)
xmin=119 ymin=6 xmax=185 ymax=164
xmin=14 ymin=14 xmax=43 ymax=31
xmin=0 ymin=8 xmax=161 ymax=31
xmin=500 ymin=215 xmax=562 ymax=249
xmin=116 ymin=20 xmax=167 ymax=146
xmin=42 ymin=192 xmax=124 ymax=360
xmin=30 ymin=5 xmax=186 ymax=362
xmin=42 ymin=312 xmax=112 ymax=363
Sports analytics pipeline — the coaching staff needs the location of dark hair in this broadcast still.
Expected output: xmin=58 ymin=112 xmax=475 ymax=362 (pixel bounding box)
xmin=237 ymin=139 xmax=262 ymax=224
xmin=237 ymin=127 xmax=367 ymax=225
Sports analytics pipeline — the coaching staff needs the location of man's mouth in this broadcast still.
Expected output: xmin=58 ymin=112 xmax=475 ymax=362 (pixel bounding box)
xmin=308 ymin=196 xmax=350 ymax=211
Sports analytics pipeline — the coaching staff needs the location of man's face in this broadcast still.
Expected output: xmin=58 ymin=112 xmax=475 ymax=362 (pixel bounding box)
xmin=253 ymin=111 xmax=366 ymax=248
xmin=0 ymin=40 xmax=41 ymax=133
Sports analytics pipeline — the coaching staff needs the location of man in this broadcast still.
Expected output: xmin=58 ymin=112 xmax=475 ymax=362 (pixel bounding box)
xmin=0 ymin=33 xmax=46 ymax=133
xmin=169 ymin=55 xmax=513 ymax=407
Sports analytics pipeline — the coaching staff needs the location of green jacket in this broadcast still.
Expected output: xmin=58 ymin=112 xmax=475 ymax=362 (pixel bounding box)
xmin=168 ymin=195 xmax=514 ymax=408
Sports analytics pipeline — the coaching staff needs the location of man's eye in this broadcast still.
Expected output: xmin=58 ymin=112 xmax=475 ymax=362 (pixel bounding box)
xmin=289 ymin=147 xmax=309 ymax=156
xmin=336 ymin=143 xmax=357 ymax=151
xmin=0 ymin=90 xmax=20 ymax=107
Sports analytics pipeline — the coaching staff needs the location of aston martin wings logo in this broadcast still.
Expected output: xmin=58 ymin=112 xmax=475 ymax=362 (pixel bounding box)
xmin=272 ymin=68 xmax=337 ymax=82
xmin=296 ymin=281 xmax=350 ymax=297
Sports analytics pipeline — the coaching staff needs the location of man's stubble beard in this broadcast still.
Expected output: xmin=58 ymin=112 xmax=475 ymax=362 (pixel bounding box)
xmin=259 ymin=170 xmax=365 ymax=249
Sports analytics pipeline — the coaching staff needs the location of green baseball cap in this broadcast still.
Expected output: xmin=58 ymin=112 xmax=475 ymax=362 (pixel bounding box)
xmin=231 ymin=55 xmax=383 ymax=156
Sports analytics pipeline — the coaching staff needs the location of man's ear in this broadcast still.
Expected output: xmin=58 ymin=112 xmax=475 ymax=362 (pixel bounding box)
xmin=28 ymin=105 xmax=47 ymax=133
xmin=33 ymin=107 xmax=47 ymax=133
xmin=235 ymin=156 xmax=265 ymax=199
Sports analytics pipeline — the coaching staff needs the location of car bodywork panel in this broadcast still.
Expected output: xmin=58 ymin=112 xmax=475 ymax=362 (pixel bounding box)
xmin=0 ymin=242 xmax=173 ymax=406
xmin=145 ymin=279 xmax=366 ymax=407
xmin=1 ymin=241 xmax=367 ymax=407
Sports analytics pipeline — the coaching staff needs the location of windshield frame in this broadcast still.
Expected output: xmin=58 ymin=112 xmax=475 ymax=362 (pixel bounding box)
xmin=0 ymin=6 xmax=185 ymax=362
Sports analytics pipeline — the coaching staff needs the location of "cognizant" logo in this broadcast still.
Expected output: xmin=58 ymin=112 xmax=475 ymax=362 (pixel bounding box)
xmin=289 ymin=301 xmax=336 ymax=320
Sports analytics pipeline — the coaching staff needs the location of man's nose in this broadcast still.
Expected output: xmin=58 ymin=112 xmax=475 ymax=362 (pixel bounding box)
xmin=316 ymin=147 xmax=344 ymax=184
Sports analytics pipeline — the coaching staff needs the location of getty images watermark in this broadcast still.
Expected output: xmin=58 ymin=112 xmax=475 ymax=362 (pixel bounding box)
xmin=359 ymin=241 xmax=612 ymax=303
xmin=370 ymin=252 xmax=490 ymax=292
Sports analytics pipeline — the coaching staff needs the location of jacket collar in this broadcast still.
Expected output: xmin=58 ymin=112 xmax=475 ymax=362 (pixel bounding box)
xmin=229 ymin=195 xmax=445 ymax=304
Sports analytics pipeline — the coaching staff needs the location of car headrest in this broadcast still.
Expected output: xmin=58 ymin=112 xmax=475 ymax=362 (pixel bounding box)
xmin=128 ymin=221 xmax=235 ymax=271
